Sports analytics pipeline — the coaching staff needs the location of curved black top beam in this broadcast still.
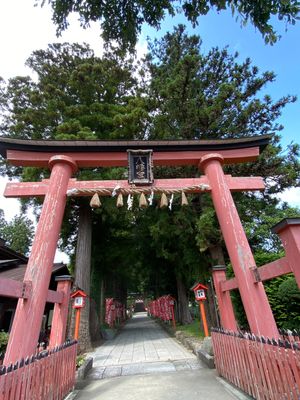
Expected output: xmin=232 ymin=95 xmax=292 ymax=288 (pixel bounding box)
xmin=0 ymin=135 xmax=272 ymax=158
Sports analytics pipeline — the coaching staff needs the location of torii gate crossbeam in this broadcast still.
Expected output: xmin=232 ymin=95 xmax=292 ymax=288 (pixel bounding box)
xmin=4 ymin=176 xmax=265 ymax=197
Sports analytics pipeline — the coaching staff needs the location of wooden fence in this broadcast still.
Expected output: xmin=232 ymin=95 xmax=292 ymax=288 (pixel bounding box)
xmin=212 ymin=328 xmax=300 ymax=400
xmin=0 ymin=340 xmax=77 ymax=400
xmin=279 ymin=329 xmax=300 ymax=345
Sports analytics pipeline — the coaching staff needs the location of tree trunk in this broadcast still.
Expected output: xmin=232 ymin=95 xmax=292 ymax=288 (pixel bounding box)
xmin=89 ymin=297 xmax=102 ymax=344
xmin=209 ymin=244 xmax=226 ymax=265
xmin=99 ymin=279 xmax=105 ymax=326
xmin=207 ymin=278 xmax=220 ymax=327
xmin=176 ymin=275 xmax=193 ymax=324
xmin=72 ymin=201 xmax=92 ymax=352
xmin=75 ymin=202 xmax=92 ymax=293
xmin=208 ymin=244 xmax=226 ymax=328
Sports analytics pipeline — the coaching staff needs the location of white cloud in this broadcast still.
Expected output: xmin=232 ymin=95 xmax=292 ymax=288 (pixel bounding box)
xmin=54 ymin=249 xmax=70 ymax=264
xmin=0 ymin=0 xmax=104 ymax=81
xmin=278 ymin=187 xmax=300 ymax=209
xmin=0 ymin=178 xmax=21 ymax=220
xmin=0 ymin=0 xmax=147 ymax=82
xmin=0 ymin=177 xmax=69 ymax=262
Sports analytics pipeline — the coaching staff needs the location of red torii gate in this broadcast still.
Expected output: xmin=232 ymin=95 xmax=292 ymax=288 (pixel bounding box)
xmin=0 ymin=135 xmax=279 ymax=364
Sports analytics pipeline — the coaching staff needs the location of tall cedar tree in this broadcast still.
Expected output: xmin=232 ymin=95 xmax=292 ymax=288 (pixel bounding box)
xmin=141 ymin=26 xmax=300 ymax=322
xmin=0 ymin=43 xmax=148 ymax=344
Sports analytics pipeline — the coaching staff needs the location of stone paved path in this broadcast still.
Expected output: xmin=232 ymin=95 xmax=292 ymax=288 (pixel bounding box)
xmin=87 ymin=312 xmax=202 ymax=380
xmin=71 ymin=313 xmax=245 ymax=399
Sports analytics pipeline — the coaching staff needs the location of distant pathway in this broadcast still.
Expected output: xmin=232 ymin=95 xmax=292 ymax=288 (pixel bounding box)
xmin=87 ymin=312 xmax=202 ymax=379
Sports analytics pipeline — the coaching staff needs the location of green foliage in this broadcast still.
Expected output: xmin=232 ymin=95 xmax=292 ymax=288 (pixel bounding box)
xmin=0 ymin=331 xmax=9 ymax=353
xmin=228 ymin=252 xmax=300 ymax=330
xmin=229 ymin=290 xmax=248 ymax=329
xmin=0 ymin=209 xmax=34 ymax=256
xmin=177 ymin=319 xmax=204 ymax=339
xmin=0 ymin=42 xmax=148 ymax=188
xmin=241 ymin=199 xmax=300 ymax=252
xmin=144 ymin=27 xmax=300 ymax=286
xmin=254 ymin=251 xmax=285 ymax=267
xmin=196 ymin=198 xmax=221 ymax=252
xmin=265 ymin=275 xmax=300 ymax=329
xmin=38 ymin=0 xmax=300 ymax=49
xmin=90 ymin=198 xmax=142 ymax=301
xmin=0 ymin=43 xmax=146 ymax=144
xmin=146 ymin=26 xmax=299 ymax=193
xmin=146 ymin=26 xmax=295 ymax=138
xmin=76 ymin=354 xmax=86 ymax=369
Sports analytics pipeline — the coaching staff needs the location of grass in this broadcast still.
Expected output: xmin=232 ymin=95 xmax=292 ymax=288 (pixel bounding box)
xmin=76 ymin=354 xmax=86 ymax=369
xmin=176 ymin=318 xmax=205 ymax=339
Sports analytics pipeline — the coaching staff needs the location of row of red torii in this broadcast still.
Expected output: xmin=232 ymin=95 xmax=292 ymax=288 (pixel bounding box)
xmin=0 ymin=135 xmax=299 ymax=366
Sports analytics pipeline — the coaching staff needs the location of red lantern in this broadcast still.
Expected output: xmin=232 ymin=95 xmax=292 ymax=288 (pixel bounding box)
xmin=191 ymin=283 xmax=208 ymax=301
xmin=71 ymin=289 xmax=87 ymax=309
xmin=190 ymin=283 xmax=209 ymax=337
xmin=70 ymin=289 xmax=87 ymax=340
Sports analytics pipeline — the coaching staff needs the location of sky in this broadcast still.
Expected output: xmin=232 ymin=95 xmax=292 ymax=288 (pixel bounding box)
xmin=0 ymin=1 xmax=299 ymax=260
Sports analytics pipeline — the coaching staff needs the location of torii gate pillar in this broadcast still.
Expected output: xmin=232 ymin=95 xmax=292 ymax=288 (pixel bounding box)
xmin=212 ymin=265 xmax=237 ymax=331
xmin=200 ymin=154 xmax=278 ymax=337
xmin=4 ymin=156 xmax=77 ymax=365
xmin=49 ymin=275 xmax=73 ymax=348
xmin=272 ymin=218 xmax=300 ymax=289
